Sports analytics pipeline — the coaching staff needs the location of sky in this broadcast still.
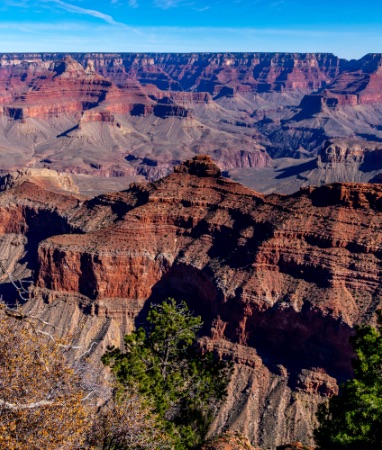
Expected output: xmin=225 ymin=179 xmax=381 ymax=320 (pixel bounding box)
xmin=1 ymin=0 xmax=382 ymax=59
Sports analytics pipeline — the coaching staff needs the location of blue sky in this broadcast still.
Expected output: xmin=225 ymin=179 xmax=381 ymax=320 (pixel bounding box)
xmin=1 ymin=0 xmax=381 ymax=59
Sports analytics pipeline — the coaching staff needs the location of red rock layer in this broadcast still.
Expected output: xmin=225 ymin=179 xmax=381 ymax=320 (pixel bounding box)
xmin=324 ymin=68 xmax=382 ymax=105
xmin=34 ymin=156 xmax=382 ymax=374
xmin=2 ymin=56 xmax=117 ymax=119
xmin=1 ymin=52 xmax=382 ymax=184
xmin=0 ymin=52 xmax=351 ymax=95
xmin=2 ymin=156 xmax=382 ymax=447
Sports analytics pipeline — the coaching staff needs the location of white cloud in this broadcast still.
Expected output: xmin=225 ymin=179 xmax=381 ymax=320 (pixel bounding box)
xmin=128 ymin=0 xmax=138 ymax=7
xmin=51 ymin=0 xmax=124 ymax=26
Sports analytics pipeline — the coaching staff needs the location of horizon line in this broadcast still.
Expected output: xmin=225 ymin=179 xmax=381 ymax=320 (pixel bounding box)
xmin=1 ymin=51 xmax=382 ymax=61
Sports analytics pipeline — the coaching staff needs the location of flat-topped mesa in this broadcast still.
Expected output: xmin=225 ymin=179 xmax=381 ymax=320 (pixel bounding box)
xmin=174 ymin=155 xmax=222 ymax=177
xmin=298 ymin=92 xmax=358 ymax=115
xmin=2 ymin=52 xmax=382 ymax=185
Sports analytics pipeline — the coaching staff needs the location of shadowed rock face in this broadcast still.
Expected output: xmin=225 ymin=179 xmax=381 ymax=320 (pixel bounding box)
xmin=2 ymin=53 xmax=382 ymax=195
xmin=1 ymin=156 xmax=382 ymax=447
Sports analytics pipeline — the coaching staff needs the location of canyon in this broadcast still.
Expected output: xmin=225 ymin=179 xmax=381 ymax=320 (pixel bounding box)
xmin=1 ymin=53 xmax=382 ymax=195
xmin=1 ymin=52 xmax=382 ymax=448
xmin=1 ymin=156 xmax=382 ymax=448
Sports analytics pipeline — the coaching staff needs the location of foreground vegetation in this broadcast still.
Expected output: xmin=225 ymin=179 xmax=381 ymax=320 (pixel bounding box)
xmin=315 ymin=317 xmax=382 ymax=449
xmin=103 ymin=298 xmax=232 ymax=450
xmin=0 ymin=299 xmax=230 ymax=449
xmin=0 ymin=304 xmax=88 ymax=449
xmin=3 ymin=293 xmax=382 ymax=450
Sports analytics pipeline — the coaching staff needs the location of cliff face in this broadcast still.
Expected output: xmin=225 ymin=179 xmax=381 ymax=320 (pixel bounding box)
xmin=1 ymin=53 xmax=382 ymax=194
xmin=319 ymin=139 xmax=382 ymax=166
xmin=1 ymin=156 xmax=382 ymax=448
xmin=2 ymin=52 xmax=380 ymax=100
xmin=0 ymin=52 xmax=344 ymax=93
xmin=36 ymin=157 xmax=382 ymax=330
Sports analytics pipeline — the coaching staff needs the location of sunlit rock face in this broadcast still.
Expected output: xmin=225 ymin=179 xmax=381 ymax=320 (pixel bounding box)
xmin=1 ymin=53 xmax=382 ymax=196
xmin=1 ymin=156 xmax=382 ymax=447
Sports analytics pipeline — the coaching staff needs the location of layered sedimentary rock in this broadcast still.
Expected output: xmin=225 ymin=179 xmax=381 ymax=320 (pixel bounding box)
xmin=1 ymin=53 xmax=382 ymax=194
xmin=2 ymin=52 xmax=380 ymax=103
xmin=0 ymin=52 xmax=344 ymax=93
xmin=253 ymin=139 xmax=382 ymax=194
xmin=325 ymin=58 xmax=382 ymax=105
xmin=1 ymin=156 xmax=382 ymax=448
xmin=319 ymin=139 xmax=382 ymax=166
xmin=2 ymin=56 xmax=116 ymax=119
xmin=296 ymin=54 xmax=382 ymax=109
xmin=0 ymin=168 xmax=80 ymax=193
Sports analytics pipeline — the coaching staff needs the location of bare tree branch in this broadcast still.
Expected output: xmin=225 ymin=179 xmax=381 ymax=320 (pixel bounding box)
xmin=0 ymin=399 xmax=55 ymax=410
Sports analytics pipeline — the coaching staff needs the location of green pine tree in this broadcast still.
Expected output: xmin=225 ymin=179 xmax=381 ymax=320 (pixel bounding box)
xmin=103 ymin=298 xmax=231 ymax=450
xmin=314 ymin=323 xmax=382 ymax=449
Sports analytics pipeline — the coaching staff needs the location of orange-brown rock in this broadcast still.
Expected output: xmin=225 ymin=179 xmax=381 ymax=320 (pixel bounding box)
xmin=2 ymin=52 xmax=382 ymax=192
xmin=6 ymin=56 xmax=117 ymax=119
xmin=0 ymin=53 xmax=274 ymax=185
xmin=202 ymin=431 xmax=259 ymax=450
xmin=2 ymin=156 xmax=382 ymax=448
xmin=36 ymin=156 xmax=382 ymax=331
xmin=324 ymin=56 xmax=382 ymax=105
xmin=276 ymin=443 xmax=313 ymax=450
xmin=0 ymin=52 xmax=344 ymax=94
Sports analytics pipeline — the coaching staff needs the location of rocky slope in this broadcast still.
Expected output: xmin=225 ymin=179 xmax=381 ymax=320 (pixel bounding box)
xmin=202 ymin=431 xmax=260 ymax=450
xmin=1 ymin=156 xmax=382 ymax=448
xmin=1 ymin=53 xmax=382 ymax=194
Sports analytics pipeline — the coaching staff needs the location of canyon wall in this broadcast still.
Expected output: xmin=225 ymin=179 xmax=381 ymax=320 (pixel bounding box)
xmin=1 ymin=52 xmax=381 ymax=98
xmin=1 ymin=157 xmax=382 ymax=447
xmin=0 ymin=53 xmax=382 ymax=194
xmin=0 ymin=52 xmax=346 ymax=93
